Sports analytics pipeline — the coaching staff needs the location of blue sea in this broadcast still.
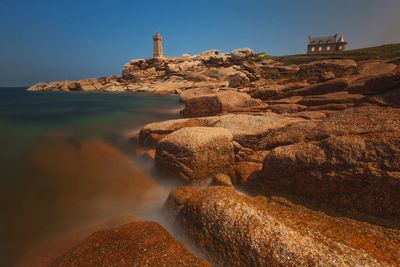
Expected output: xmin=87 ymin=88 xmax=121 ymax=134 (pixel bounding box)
xmin=0 ymin=87 xmax=183 ymax=266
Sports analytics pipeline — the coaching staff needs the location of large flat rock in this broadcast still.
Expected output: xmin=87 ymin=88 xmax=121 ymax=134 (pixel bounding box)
xmin=139 ymin=113 xmax=304 ymax=149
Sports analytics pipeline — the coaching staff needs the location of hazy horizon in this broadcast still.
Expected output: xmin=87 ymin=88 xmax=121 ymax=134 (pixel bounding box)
xmin=1 ymin=0 xmax=400 ymax=87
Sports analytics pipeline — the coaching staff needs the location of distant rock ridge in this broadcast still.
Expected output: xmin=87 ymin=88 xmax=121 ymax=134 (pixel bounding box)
xmin=27 ymin=48 xmax=255 ymax=94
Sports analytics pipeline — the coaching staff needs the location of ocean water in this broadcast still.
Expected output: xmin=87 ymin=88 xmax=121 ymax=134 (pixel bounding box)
xmin=0 ymin=87 xmax=183 ymax=266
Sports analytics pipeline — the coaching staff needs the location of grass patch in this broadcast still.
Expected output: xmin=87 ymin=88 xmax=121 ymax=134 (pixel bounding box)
xmin=255 ymin=43 xmax=400 ymax=64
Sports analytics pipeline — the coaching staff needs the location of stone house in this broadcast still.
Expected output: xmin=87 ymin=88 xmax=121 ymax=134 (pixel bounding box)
xmin=307 ymin=34 xmax=347 ymax=54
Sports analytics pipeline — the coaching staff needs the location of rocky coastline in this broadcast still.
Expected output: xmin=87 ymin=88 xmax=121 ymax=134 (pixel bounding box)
xmin=28 ymin=47 xmax=400 ymax=265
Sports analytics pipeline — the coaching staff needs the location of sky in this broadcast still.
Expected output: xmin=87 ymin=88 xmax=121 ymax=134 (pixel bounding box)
xmin=1 ymin=0 xmax=400 ymax=86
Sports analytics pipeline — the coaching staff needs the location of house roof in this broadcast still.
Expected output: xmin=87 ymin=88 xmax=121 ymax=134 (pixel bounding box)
xmin=308 ymin=34 xmax=337 ymax=45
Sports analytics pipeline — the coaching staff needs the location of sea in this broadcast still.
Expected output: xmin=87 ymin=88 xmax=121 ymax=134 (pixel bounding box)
xmin=0 ymin=87 xmax=184 ymax=266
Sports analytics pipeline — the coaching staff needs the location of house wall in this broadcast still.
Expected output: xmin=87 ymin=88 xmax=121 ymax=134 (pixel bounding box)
xmin=307 ymin=43 xmax=347 ymax=54
xmin=336 ymin=43 xmax=347 ymax=52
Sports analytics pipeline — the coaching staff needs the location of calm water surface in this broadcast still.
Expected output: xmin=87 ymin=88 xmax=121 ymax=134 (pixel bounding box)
xmin=0 ymin=87 xmax=183 ymax=266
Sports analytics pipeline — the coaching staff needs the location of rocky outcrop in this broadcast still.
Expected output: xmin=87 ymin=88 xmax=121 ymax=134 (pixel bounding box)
xmin=181 ymin=91 xmax=262 ymax=117
xmin=51 ymin=221 xmax=210 ymax=266
xmin=140 ymin=104 xmax=400 ymax=221
xmin=164 ymin=186 xmax=400 ymax=266
xmin=28 ymin=48 xmax=257 ymax=94
xmin=143 ymin=104 xmax=400 ymax=221
xmin=261 ymin=106 xmax=400 ymax=220
xmin=28 ymin=76 xmax=124 ymax=92
xmin=25 ymin=44 xmax=400 ymax=267
xmin=230 ymin=48 xmax=254 ymax=62
xmin=155 ymin=127 xmax=235 ymax=185
xmin=27 ymin=82 xmax=50 ymax=91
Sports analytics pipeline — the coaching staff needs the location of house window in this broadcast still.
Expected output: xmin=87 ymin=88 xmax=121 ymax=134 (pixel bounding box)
xmin=327 ymin=46 xmax=331 ymax=51
xmin=318 ymin=46 xmax=322 ymax=51
xmin=311 ymin=47 xmax=315 ymax=52
xmin=339 ymin=45 xmax=342 ymax=50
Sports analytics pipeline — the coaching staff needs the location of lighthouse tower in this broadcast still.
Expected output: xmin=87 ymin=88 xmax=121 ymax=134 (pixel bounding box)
xmin=153 ymin=32 xmax=163 ymax=58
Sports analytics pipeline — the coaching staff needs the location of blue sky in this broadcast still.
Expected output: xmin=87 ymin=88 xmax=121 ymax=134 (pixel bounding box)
xmin=1 ymin=0 xmax=400 ymax=86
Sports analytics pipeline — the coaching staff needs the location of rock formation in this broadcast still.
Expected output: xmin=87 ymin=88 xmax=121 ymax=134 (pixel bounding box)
xmin=155 ymin=127 xmax=235 ymax=185
xmin=164 ymin=186 xmax=400 ymax=266
xmin=27 ymin=45 xmax=400 ymax=265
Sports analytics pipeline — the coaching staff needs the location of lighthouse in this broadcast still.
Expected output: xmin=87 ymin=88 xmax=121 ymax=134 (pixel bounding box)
xmin=153 ymin=32 xmax=163 ymax=58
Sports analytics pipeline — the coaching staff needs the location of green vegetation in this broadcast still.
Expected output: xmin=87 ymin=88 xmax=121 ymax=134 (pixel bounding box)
xmin=254 ymin=52 xmax=268 ymax=61
xmin=255 ymin=43 xmax=400 ymax=64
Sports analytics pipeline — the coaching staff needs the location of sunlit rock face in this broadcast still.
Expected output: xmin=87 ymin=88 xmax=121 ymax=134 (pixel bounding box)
xmin=155 ymin=127 xmax=235 ymax=185
xmin=51 ymin=221 xmax=210 ymax=266
xmin=18 ymin=215 xmax=141 ymax=266
xmin=138 ymin=113 xmax=302 ymax=149
xmin=181 ymin=91 xmax=262 ymax=117
xmin=230 ymin=47 xmax=254 ymax=63
xmin=164 ymin=186 xmax=400 ymax=266
xmin=261 ymin=106 xmax=400 ymax=220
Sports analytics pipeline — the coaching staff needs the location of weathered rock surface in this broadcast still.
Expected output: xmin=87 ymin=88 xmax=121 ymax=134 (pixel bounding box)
xmin=209 ymin=173 xmax=233 ymax=187
xmin=348 ymin=70 xmax=400 ymax=96
xmin=19 ymin=215 xmax=140 ymax=267
xmin=297 ymin=91 xmax=365 ymax=106
xmin=51 ymin=221 xmax=210 ymax=266
xmin=201 ymin=67 xmax=242 ymax=80
xmin=181 ymin=91 xmax=262 ymax=117
xmin=230 ymin=47 xmax=254 ymax=62
xmin=248 ymin=83 xmax=308 ymax=100
xmin=297 ymin=59 xmax=358 ymax=83
xmin=179 ymin=88 xmax=218 ymax=102
xmin=358 ymin=60 xmax=397 ymax=76
xmin=155 ymin=127 xmax=235 ymax=184
xmin=261 ymin=106 xmax=400 ymax=220
xmin=165 ymin=186 xmax=400 ymax=266
xmin=228 ymin=72 xmax=250 ymax=87
xmin=271 ymin=78 xmax=351 ymax=100
xmin=139 ymin=113 xmax=303 ymax=149
xmin=234 ymin=161 xmax=262 ymax=187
